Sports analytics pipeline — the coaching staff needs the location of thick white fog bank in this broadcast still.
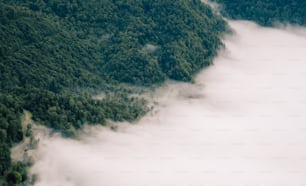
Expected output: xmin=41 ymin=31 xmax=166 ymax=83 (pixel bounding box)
xmin=31 ymin=21 xmax=306 ymax=186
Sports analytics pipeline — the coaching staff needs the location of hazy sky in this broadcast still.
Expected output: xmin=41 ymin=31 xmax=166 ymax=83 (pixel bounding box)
xmin=30 ymin=20 xmax=306 ymax=186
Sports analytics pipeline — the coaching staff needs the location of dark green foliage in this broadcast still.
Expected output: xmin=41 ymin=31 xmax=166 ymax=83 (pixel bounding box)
xmin=6 ymin=171 xmax=22 ymax=185
xmin=1 ymin=0 xmax=226 ymax=87
xmin=7 ymin=162 xmax=27 ymax=184
xmin=25 ymin=124 xmax=32 ymax=137
xmin=0 ymin=3 xmax=105 ymax=92
xmin=21 ymin=89 xmax=147 ymax=136
xmin=214 ymin=0 xmax=306 ymax=26
xmin=0 ymin=0 xmax=226 ymax=139
xmin=0 ymin=0 xmax=227 ymax=185
xmin=0 ymin=94 xmax=23 ymax=146
xmin=0 ymin=144 xmax=11 ymax=175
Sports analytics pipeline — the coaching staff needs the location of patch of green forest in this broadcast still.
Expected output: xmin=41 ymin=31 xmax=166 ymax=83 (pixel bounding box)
xmin=0 ymin=0 xmax=226 ymax=185
xmin=214 ymin=0 xmax=306 ymax=26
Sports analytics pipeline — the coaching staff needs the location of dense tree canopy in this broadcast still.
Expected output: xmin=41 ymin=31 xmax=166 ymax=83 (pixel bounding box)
xmin=1 ymin=0 xmax=226 ymax=87
xmin=214 ymin=0 xmax=306 ymax=26
xmin=0 ymin=0 xmax=227 ymax=184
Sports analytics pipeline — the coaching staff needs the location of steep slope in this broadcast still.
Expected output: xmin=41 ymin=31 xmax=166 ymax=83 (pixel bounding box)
xmin=0 ymin=0 xmax=226 ymax=185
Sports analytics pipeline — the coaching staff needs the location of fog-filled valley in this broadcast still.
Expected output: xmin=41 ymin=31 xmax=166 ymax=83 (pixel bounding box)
xmin=29 ymin=21 xmax=306 ymax=186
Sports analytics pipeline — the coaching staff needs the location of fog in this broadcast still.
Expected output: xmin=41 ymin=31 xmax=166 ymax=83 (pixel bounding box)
xmin=30 ymin=21 xmax=306 ymax=186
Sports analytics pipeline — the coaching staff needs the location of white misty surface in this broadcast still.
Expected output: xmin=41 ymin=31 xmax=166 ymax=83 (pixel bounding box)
xmin=31 ymin=21 xmax=306 ymax=186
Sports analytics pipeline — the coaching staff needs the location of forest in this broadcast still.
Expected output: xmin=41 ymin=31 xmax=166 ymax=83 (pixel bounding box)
xmin=214 ymin=0 xmax=306 ymax=26
xmin=2 ymin=0 xmax=306 ymax=185
xmin=0 ymin=0 xmax=227 ymax=185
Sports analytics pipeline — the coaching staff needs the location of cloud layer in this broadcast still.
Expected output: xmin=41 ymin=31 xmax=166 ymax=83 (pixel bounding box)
xmin=31 ymin=20 xmax=306 ymax=186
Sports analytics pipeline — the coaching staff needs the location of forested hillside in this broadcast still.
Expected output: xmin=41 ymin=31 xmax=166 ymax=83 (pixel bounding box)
xmin=214 ymin=0 xmax=306 ymax=26
xmin=0 ymin=0 xmax=226 ymax=185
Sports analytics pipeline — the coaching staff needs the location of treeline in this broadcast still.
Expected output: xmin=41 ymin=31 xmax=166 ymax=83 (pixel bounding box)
xmin=214 ymin=0 xmax=306 ymax=26
xmin=0 ymin=89 xmax=148 ymax=185
xmin=0 ymin=0 xmax=226 ymax=185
